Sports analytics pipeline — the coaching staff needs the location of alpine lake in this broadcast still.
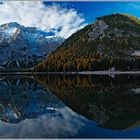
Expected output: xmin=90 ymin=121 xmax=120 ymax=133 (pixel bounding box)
xmin=0 ymin=73 xmax=140 ymax=138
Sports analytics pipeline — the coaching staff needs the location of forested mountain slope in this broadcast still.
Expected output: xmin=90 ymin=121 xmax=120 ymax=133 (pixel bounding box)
xmin=35 ymin=14 xmax=140 ymax=72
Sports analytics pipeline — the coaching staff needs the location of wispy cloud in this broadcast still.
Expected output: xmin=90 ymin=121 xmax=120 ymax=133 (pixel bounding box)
xmin=0 ymin=107 xmax=86 ymax=138
xmin=0 ymin=1 xmax=86 ymax=38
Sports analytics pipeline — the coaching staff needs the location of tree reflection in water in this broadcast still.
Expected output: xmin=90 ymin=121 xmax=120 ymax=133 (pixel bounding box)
xmin=0 ymin=74 xmax=140 ymax=138
xmin=35 ymin=74 xmax=140 ymax=131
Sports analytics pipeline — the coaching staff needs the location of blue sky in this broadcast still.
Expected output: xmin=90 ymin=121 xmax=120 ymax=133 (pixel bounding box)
xmin=0 ymin=1 xmax=140 ymax=38
xmin=45 ymin=2 xmax=140 ymax=24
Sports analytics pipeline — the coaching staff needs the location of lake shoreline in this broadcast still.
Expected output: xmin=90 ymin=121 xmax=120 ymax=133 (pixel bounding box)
xmin=1 ymin=71 xmax=140 ymax=75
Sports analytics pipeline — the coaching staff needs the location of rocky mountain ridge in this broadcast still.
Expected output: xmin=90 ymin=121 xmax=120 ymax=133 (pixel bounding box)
xmin=35 ymin=14 xmax=140 ymax=72
xmin=0 ymin=22 xmax=64 ymax=70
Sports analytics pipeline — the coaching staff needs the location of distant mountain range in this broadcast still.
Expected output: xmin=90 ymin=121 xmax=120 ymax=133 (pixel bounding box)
xmin=35 ymin=14 xmax=140 ymax=72
xmin=0 ymin=22 xmax=64 ymax=70
xmin=1 ymin=14 xmax=140 ymax=72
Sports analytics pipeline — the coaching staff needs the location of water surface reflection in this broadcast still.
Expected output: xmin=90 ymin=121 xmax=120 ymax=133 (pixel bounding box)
xmin=0 ymin=74 xmax=140 ymax=138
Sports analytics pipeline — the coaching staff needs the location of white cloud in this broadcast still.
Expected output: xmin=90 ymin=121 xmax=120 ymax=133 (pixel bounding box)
xmin=0 ymin=107 xmax=86 ymax=138
xmin=0 ymin=1 xmax=86 ymax=38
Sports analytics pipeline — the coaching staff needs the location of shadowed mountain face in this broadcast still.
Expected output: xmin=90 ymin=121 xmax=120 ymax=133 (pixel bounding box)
xmin=0 ymin=76 xmax=64 ymax=123
xmin=0 ymin=22 xmax=64 ymax=69
xmin=35 ymin=74 xmax=140 ymax=131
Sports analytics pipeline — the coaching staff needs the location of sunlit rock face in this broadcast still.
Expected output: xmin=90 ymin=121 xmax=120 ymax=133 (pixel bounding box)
xmin=88 ymin=20 xmax=108 ymax=40
xmin=88 ymin=19 xmax=140 ymax=41
xmin=35 ymin=74 xmax=140 ymax=131
xmin=0 ymin=22 xmax=64 ymax=69
xmin=0 ymin=76 xmax=64 ymax=123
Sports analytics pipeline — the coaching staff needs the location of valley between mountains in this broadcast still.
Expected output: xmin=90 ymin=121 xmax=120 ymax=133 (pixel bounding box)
xmin=1 ymin=13 xmax=140 ymax=72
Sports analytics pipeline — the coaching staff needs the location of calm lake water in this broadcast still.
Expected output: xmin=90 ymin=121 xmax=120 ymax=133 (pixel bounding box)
xmin=0 ymin=74 xmax=140 ymax=138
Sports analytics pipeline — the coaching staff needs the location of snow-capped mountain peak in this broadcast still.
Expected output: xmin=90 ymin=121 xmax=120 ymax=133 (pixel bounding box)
xmin=0 ymin=22 xmax=64 ymax=69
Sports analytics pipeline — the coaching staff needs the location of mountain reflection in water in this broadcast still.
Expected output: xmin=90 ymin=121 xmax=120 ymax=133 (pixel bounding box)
xmin=0 ymin=74 xmax=140 ymax=138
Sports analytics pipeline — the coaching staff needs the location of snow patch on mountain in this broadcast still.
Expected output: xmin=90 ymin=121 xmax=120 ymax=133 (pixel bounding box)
xmin=131 ymin=51 xmax=140 ymax=57
xmin=0 ymin=22 xmax=64 ymax=69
